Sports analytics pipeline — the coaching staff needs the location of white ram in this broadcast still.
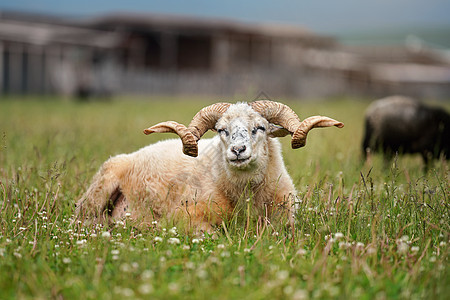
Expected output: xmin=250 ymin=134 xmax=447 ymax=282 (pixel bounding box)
xmin=75 ymin=100 xmax=344 ymax=232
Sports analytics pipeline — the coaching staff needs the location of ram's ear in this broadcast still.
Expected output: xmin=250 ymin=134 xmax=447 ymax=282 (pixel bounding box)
xmin=267 ymin=124 xmax=291 ymax=138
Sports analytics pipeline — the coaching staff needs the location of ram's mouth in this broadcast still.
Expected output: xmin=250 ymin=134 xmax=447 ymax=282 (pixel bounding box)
xmin=229 ymin=157 xmax=251 ymax=167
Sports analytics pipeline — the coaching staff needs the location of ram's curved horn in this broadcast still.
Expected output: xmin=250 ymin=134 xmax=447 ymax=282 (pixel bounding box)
xmin=144 ymin=103 xmax=231 ymax=157
xmin=187 ymin=102 xmax=232 ymax=140
xmin=291 ymin=115 xmax=344 ymax=148
xmin=144 ymin=121 xmax=199 ymax=156
xmin=251 ymin=100 xmax=344 ymax=149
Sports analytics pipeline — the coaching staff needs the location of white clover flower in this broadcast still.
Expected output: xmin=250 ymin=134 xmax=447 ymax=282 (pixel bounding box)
xmin=142 ymin=269 xmax=154 ymax=279
xmin=90 ymin=233 xmax=97 ymax=238
xmin=168 ymin=238 xmax=180 ymax=245
xmin=196 ymin=269 xmax=208 ymax=279
xmin=120 ymin=263 xmax=131 ymax=273
xmin=112 ymin=255 xmax=119 ymax=260
xmin=101 ymin=231 xmax=111 ymax=238
xmin=401 ymin=235 xmax=409 ymax=242
xmin=397 ymin=242 xmax=409 ymax=255
xmin=168 ymin=282 xmax=179 ymax=293
xmin=151 ymin=220 xmax=158 ymax=225
xmin=292 ymin=289 xmax=308 ymax=300
xmin=125 ymin=212 xmax=131 ymax=217
xmin=367 ymin=247 xmax=377 ymax=255
xmin=296 ymin=248 xmax=307 ymax=256
xmin=139 ymin=284 xmax=153 ymax=295
xmin=334 ymin=232 xmax=344 ymax=239
xmin=439 ymin=241 xmax=446 ymax=247
xmin=192 ymin=238 xmax=201 ymax=244
xmin=169 ymin=227 xmax=177 ymax=236
xmin=111 ymin=249 xmax=120 ymax=255
xmin=283 ymin=285 xmax=294 ymax=295
xmin=221 ymin=251 xmax=230 ymax=258
xmin=276 ymin=270 xmax=289 ymax=281
xmin=76 ymin=239 xmax=87 ymax=246
xmin=154 ymin=236 xmax=163 ymax=243
xmin=13 ymin=252 xmax=22 ymax=259
xmin=185 ymin=262 xmax=195 ymax=269
xmin=217 ymin=244 xmax=225 ymax=249
xmin=121 ymin=288 xmax=134 ymax=297
xmin=62 ymin=257 xmax=71 ymax=264
xmin=182 ymin=245 xmax=190 ymax=250
xmin=411 ymin=246 xmax=420 ymax=253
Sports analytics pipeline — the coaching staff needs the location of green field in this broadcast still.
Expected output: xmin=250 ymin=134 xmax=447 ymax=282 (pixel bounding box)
xmin=0 ymin=96 xmax=448 ymax=299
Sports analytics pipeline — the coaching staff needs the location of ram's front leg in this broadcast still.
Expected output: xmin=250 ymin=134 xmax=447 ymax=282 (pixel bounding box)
xmin=183 ymin=193 xmax=234 ymax=234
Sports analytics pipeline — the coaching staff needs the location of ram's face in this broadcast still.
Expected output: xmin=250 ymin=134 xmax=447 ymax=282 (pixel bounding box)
xmin=215 ymin=105 xmax=270 ymax=169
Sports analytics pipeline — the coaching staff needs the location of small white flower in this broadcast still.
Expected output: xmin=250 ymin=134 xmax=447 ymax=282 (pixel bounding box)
xmin=439 ymin=241 xmax=446 ymax=247
xmin=138 ymin=283 xmax=153 ymax=295
xmin=168 ymin=238 xmax=180 ymax=245
xmin=125 ymin=212 xmax=131 ymax=217
xmin=182 ymin=245 xmax=190 ymax=250
xmin=192 ymin=238 xmax=201 ymax=244
xmin=101 ymin=231 xmax=111 ymax=238
xmin=154 ymin=236 xmax=163 ymax=243
xmin=119 ymin=263 xmax=131 ymax=273
xmin=121 ymin=288 xmax=134 ymax=297
xmin=217 ymin=244 xmax=225 ymax=249
xmin=411 ymin=246 xmax=420 ymax=253
xmin=185 ymin=262 xmax=195 ymax=269
xmin=296 ymin=248 xmax=307 ymax=256
xmin=196 ymin=269 xmax=208 ymax=279
xmin=339 ymin=242 xmax=351 ymax=250
xmin=142 ymin=269 xmax=154 ymax=279
xmin=355 ymin=242 xmax=365 ymax=251
xmin=221 ymin=251 xmax=230 ymax=258
xmin=397 ymin=242 xmax=409 ymax=255
xmin=111 ymin=249 xmax=120 ymax=255
xmin=292 ymin=289 xmax=308 ymax=300
xmin=243 ymin=248 xmax=251 ymax=253
xmin=334 ymin=232 xmax=344 ymax=239
xmin=367 ymin=247 xmax=377 ymax=255
xmin=276 ymin=270 xmax=289 ymax=281
xmin=169 ymin=227 xmax=177 ymax=236
xmin=151 ymin=220 xmax=158 ymax=225
xmin=76 ymin=239 xmax=87 ymax=246
xmin=62 ymin=257 xmax=71 ymax=264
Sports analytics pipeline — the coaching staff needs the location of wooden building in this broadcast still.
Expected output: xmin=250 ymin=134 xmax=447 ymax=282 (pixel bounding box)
xmin=1 ymin=11 xmax=449 ymax=99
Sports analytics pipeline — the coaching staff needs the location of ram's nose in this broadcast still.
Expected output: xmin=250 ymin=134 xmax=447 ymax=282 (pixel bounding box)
xmin=231 ymin=145 xmax=246 ymax=156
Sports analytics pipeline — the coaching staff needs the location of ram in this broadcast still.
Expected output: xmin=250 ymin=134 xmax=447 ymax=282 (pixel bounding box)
xmin=362 ymin=96 xmax=450 ymax=164
xmin=75 ymin=100 xmax=344 ymax=232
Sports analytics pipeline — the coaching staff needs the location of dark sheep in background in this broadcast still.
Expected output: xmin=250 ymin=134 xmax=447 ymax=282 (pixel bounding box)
xmin=362 ymin=95 xmax=450 ymax=164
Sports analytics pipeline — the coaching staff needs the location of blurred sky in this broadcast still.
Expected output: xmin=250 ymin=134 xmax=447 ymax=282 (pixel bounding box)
xmin=1 ymin=0 xmax=450 ymax=35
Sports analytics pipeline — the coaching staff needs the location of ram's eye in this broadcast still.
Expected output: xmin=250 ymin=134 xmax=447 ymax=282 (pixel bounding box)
xmin=252 ymin=126 xmax=266 ymax=135
xmin=218 ymin=128 xmax=229 ymax=136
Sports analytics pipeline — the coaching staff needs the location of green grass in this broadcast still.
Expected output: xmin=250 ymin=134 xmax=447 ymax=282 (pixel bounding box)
xmin=0 ymin=95 xmax=448 ymax=299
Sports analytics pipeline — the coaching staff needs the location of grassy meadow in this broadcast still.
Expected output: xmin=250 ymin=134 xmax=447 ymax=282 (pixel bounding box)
xmin=0 ymin=95 xmax=448 ymax=299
